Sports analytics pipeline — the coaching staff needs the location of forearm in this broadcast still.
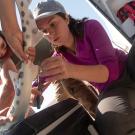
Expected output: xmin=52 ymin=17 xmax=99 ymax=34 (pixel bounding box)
xmin=0 ymin=0 xmax=20 ymax=34
xmin=70 ymin=64 xmax=109 ymax=83
xmin=0 ymin=82 xmax=14 ymax=111
xmin=0 ymin=0 xmax=24 ymax=61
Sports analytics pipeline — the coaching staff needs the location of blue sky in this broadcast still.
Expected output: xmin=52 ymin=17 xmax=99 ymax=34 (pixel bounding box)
xmin=0 ymin=0 xmax=131 ymax=49
xmin=30 ymin=0 xmax=98 ymax=19
xmin=29 ymin=0 xmax=131 ymax=50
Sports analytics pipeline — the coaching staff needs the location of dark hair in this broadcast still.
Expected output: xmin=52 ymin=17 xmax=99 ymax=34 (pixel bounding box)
xmin=55 ymin=13 xmax=88 ymax=51
xmin=69 ymin=15 xmax=88 ymax=39
xmin=56 ymin=13 xmax=88 ymax=39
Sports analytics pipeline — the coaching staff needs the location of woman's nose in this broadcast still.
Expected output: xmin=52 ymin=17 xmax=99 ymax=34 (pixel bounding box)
xmin=47 ymin=27 xmax=55 ymax=36
xmin=47 ymin=31 xmax=55 ymax=40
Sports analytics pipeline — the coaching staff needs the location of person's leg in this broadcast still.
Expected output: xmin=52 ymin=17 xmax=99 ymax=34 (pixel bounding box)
xmin=5 ymin=99 xmax=93 ymax=135
xmin=95 ymin=71 xmax=135 ymax=135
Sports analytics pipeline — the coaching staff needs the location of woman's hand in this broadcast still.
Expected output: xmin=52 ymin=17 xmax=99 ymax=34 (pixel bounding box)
xmin=25 ymin=106 xmax=35 ymax=118
xmin=30 ymin=87 xmax=43 ymax=107
xmin=6 ymin=32 xmax=28 ymax=62
xmin=0 ymin=107 xmax=9 ymax=116
xmin=0 ymin=107 xmax=14 ymax=125
xmin=27 ymin=47 xmax=36 ymax=63
xmin=30 ymin=81 xmax=50 ymax=107
xmin=0 ymin=116 xmax=11 ymax=125
xmin=0 ymin=0 xmax=27 ymax=62
xmin=40 ymin=55 xmax=73 ymax=82
xmin=2 ymin=30 xmax=27 ymax=62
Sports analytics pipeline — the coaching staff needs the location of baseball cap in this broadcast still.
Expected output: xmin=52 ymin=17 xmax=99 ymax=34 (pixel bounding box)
xmin=34 ymin=0 xmax=66 ymax=21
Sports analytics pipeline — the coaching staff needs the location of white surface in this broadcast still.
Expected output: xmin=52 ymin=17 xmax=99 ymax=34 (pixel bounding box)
xmin=122 ymin=18 xmax=135 ymax=37
xmin=32 ymin=83 xmax=58 ymax=113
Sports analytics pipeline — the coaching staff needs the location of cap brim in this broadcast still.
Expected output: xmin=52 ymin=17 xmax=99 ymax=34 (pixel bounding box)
xmin=35 ymin=11 xmax=59 ymax=21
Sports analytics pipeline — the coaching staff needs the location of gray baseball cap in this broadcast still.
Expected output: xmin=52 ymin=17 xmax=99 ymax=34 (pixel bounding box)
xmin=34 ymin=0 xmax=66 ymax=21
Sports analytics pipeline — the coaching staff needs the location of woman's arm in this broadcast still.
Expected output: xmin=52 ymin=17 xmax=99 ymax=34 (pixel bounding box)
xmin=0 ymin=0 xmax=27 ymax=61
xmin=0 ymin=58 xmax=17 ymax=111
xmin=0 ymin=79 xmax=14 ymax=111
xmin=40 ymin=55 xmax=109 ymax=83
xmin=69 ymin=64 xmax=109 ymax=83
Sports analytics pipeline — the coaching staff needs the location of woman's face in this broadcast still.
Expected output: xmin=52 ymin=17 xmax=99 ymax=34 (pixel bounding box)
xmin=0 ymin=36 xmax=7 ymax=58
xmin=36 ymin=14 xmax=71 ymax=47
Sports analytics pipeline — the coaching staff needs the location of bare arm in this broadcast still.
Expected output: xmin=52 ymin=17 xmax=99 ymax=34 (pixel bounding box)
xmin=70 ymin=64 xmax=109 ymax=83
xmin=0 ymin=58 xmax=17 ymax=111
xmin=0 ymin=79 xmax=14 ymax=111
xmin=40 ymin=56 xmax=109 ymax=83
xmin=0 ymin=0 xmax=27 ymax=61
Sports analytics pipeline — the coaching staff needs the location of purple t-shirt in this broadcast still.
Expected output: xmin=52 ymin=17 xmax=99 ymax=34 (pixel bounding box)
xmin=60 ymin=20 xmax=127 ymax=91
xmin=33 ymin=20 xmax=127 ymax=92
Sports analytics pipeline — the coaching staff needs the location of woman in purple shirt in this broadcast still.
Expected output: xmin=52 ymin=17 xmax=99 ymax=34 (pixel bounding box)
xmin=32 ymin=0 xmax=135 ymax=134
